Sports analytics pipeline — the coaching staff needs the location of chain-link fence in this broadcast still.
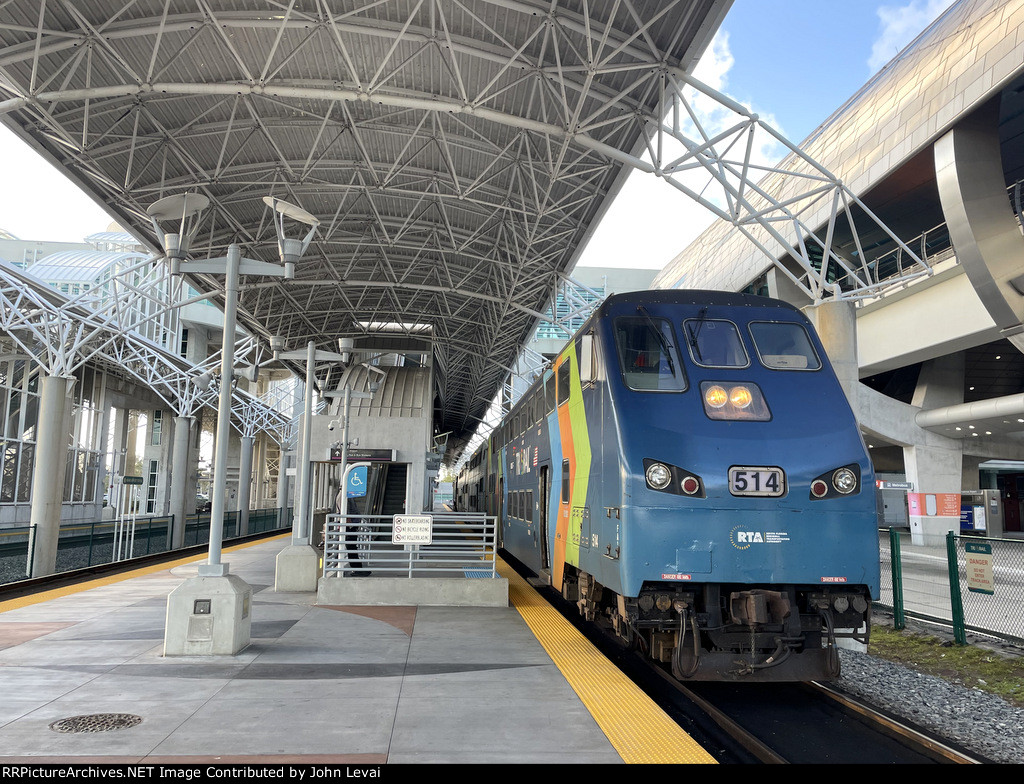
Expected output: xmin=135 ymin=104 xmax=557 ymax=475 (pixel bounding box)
xmin=877 ymin=527 xmax=1024 ymax=646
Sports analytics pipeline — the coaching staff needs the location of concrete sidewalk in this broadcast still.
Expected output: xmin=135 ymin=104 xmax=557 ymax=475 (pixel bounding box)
xmin=0 ymin=536 xmax=624 ymax=764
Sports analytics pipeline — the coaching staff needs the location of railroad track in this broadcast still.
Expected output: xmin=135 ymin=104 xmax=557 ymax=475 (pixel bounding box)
xmin=518 ymin=561 xmax=991 ymax=764
xmin=667 ymin=672 xmax=987 ymax=764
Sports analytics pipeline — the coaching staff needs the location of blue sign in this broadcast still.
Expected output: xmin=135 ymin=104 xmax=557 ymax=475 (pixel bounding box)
xmin=960 ymin=505 xmax=974 ymax=530
xmin=347 ymin=465 xmax=368 ymax=498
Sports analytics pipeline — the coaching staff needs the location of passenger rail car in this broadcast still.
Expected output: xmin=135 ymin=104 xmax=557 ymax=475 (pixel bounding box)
xmin=456 ymin=290 xmax=879 ymax=682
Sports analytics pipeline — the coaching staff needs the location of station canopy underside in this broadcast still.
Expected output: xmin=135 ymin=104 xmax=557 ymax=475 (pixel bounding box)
xmin=0 ymin=0 xmax=729 ymax=462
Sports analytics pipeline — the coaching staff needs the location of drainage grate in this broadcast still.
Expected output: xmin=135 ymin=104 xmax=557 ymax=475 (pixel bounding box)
xmin=49 ymin=714 xmax=143 ymax=734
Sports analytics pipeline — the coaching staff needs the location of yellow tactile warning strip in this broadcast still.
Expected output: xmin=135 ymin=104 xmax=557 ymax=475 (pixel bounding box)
xmin=0 ymin=533 xmax=291 ymax=615
xmin=498 ymin=558 xmax=717 ymax=764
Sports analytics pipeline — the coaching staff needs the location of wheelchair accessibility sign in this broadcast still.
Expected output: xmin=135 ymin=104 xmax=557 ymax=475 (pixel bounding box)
xmin=393 ymin=514 xmax=432 ymax=545
xmin=347 ymin=465 xmax=368 ymax=498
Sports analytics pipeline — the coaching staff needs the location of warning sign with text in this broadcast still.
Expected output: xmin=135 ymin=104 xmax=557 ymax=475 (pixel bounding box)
xmin=966 ymin=542 xmax=994 ymax=595
xmin=393 ymin=514 xmax=432 ymax=545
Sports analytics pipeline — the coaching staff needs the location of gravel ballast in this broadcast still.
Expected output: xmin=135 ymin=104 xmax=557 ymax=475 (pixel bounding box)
xmin=834 ymin=645 xmax=1024 ymax=764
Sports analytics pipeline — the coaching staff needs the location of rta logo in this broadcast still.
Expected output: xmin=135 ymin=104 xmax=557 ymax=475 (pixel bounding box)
xmin=730 ymin=526 xmax=764 ymax=549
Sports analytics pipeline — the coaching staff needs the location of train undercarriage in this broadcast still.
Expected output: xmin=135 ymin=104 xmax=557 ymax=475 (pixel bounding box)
xmin=561 ymin=567 xmax=871 ymax=682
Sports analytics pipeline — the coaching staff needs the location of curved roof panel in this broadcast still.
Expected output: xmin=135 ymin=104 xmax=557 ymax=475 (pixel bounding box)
xmin=0 ymin=0 xmax=731 ymax=459
xmin=28 ymin=250 xmax=149 ymax=284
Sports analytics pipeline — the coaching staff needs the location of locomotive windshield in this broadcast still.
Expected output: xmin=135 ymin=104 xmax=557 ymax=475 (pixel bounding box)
xmin=613 ymin=317 xmax=687 ymax=391
xmin=683 ymin=318 xmax=749 ymax=367
xmin=748 ymin=321 xmax=822 ymax=370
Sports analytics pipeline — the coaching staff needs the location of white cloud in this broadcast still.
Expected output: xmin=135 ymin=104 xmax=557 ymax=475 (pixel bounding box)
xmin=577 ymin=30 xmax=787 ymax=271
xmin=692 ymin=28 xmax=734 ymax=91
xmin=868 ymin=0 xmax=956 ymax=73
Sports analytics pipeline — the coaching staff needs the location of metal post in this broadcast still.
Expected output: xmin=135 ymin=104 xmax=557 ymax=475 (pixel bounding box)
xmin=201 ymin=243 xmax=240 ymax=577
xmin=293 ymin=340 xmax=315 ymax=544
xmin=889 ymin=527 xmax=905 ymax=630
xmin=237 ymin=435 xmax=253 ymax=536
xmin=276 ymin=450 xmax=290 ymax=528
xmin=947 ymin=530 xmax=968 ymax=645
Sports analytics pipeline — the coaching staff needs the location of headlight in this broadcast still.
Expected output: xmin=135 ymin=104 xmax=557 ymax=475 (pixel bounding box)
xmin=704 ymin=385 xmax=728 ymax=408
xmin=832 ymin=467 xmax=858 ymax=494
xmin=809 ymin=464 xmax=861 ymax=499
xmin=642 ymin=458 xmax=706 ymax=498
xmin=700 ymin=382 xmax=770 ymax=421
xmin=729 ymin=386 xmax=753 ymax=408
xmin=645 ymin=462 xmax=672 ymax=489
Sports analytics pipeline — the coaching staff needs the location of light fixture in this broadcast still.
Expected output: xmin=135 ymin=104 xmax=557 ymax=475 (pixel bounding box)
xmin=146 ymin=192 xmax=209 ymax=274
xmin=233 ymin=365 xmax=258 ymax=383
xmin=263 ymin=196 xmax=319 ymax=279
xmin=195 ymin=371 xmax=215 ymax=391
xmin=338 ymin=337 xmax=354 ymax=364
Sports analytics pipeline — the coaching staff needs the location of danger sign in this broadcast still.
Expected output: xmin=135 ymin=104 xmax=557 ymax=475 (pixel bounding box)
xmin=965 ymin=542 xmax=994 ymax=595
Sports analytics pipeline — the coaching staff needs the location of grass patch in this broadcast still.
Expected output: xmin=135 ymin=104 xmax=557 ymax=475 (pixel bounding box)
xmin=868 ymin=625 xmax=1024 ymax=707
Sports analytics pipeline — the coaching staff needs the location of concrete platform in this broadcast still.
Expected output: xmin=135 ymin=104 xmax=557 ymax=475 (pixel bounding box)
xmin=317 ymin=574 xmax=509 ymax=606
xmin=0 ymin=536 xmax=706 ymax=765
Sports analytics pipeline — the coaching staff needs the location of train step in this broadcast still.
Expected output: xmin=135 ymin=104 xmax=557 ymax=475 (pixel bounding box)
xmin=529 ymin=569 xmax=551 ymax=588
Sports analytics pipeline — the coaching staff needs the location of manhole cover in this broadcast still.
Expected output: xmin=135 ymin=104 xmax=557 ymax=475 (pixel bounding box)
xmin=49 ymin=714 xmax=143 ymax=734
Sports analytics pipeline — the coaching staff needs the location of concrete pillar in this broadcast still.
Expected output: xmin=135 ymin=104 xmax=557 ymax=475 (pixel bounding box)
xmin=95 ymin=397 xmax=114 ymax=520
xmin=802 ymin=299 xmax=859 ymax=408
xmin=169 ymin=416 xmax=192 ymax=549
xmin=126 ymin=411 xmax=141 ymax=479
xmin=767 ymin=267 xmax=811 ymax=307
xmin=961 ymin=454 xmax=984 ymax=490
xmin=903 ymin=442 xmax=963 ymax=547
xmin=237 ymin=435 xmax=253 ymax=536
xmin=905 ymin=354 xmax=965 ymax=546
xmin=254 ymin=435 xmax=267 ymax=509
xmin=912 ymin=353 xmax=965 ymax=410
xmin=28 ymin=376 xmax=71 ymax=577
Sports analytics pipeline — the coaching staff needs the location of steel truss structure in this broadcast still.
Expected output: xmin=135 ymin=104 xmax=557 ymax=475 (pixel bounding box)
xmin=0 ymin=259 xmax=294 ymax=446
xmin=0 ymin=1 xmax=930 ymax=462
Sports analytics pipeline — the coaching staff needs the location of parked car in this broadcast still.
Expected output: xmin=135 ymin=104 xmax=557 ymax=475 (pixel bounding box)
xmin=195 ymin=495 xmax=211 ymax=513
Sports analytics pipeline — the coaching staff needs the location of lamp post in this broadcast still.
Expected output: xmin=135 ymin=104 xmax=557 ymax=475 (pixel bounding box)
xmin=147 ymin=192 xmax=317 ymax=655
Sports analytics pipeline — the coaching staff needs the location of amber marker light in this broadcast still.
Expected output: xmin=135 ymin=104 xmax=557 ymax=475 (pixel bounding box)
xmin=704 ymin=385 xmax=728 ymax=408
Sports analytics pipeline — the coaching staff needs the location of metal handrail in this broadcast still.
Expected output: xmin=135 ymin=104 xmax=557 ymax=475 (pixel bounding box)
xmin=322 ymin=512 xmax=497 ymax=578
xmin=802 ymin=177 xmax=1024 ymax=298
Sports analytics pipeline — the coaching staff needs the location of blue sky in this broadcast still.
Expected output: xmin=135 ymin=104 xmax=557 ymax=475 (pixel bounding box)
xmin=719 ymin=0 xmax=951 ymax=146
xmin=577 ymin=0 xmax=958 ymax=270
xmin=0 ymin=0 xmax=957 ymax=249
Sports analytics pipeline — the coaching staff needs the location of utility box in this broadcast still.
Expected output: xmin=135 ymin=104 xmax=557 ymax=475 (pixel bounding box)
xmin=961 ymin=489 xmax=1003 ymax=537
